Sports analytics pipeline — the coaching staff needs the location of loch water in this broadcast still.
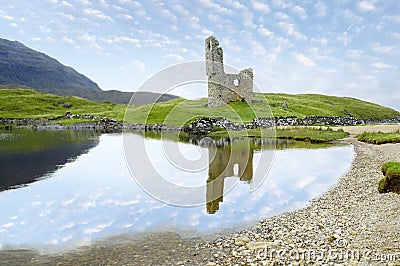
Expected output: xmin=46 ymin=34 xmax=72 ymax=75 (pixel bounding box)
xmin=0 ymin=130 xmax=354 ymax=253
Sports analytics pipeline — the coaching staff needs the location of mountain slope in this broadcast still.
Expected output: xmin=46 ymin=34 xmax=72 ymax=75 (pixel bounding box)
xmin=0 ymin=38 xmax=177 ymax=104
xmin=0 ymin=38 xmax=100 ymax=94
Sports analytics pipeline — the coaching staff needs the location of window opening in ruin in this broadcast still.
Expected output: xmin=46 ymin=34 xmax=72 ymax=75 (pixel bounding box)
xmin=233 ymin=79 xmax=239 ymax=86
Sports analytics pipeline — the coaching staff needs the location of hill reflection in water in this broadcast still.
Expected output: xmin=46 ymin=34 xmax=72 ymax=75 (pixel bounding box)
xmin=0 ymin=130 xmax=100 ymax=191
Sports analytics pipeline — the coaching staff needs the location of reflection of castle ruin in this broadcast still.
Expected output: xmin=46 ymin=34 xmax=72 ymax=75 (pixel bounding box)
xmin=205 ymin=36 xmax=254 ymax=108
xmin=206 ymin=142 xmax=254 ymax=214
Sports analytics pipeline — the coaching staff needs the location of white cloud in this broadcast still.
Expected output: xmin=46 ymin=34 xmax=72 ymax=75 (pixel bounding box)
xmin=84 ymin=8 xmax=113 ymax=21
xmin=200 ymin=28 xmax=214 ymax=37
xmin=186 ymin=16 xmax=201 ymax=29
xmin=78 ymin=33 xmax=96 ymax=42
xmin=274 ymin=12 xmax=290 ymax=21
xmin=337 ymin=32 xmax=351 ymax=46
xmin=133 ymin=59 xmax=145 ymax=70
xmin=310 ymin=37 xmax=327 ymax=46
xmin=76 ymin=0 xmax=91 ymax=6
xmin=371 ymin=62 xmax=396 ymax=69
xmin=252 ymin=1 xmax=270 ymax=13
xmin=165 ymin=53 xmax=184 ymax=62
xmin=392 ymin=33 xmax=400 ymax=40
xmin=278 ymin=21 xmax=307 ymax=41
xmin=58 ymin=12 xmax=76 ymax=21
xmin=197 ymin=0 xmax=233 ymax=14
xmin=118 ymin=14 xmax=133 ymax=20
xmin=61 ymin=1 xmax=74 ymax=9
xmin=99 ymin=0 xmax=109 ymax=8
xmin=242 ymin=9 xmax=256 ymax=29
xmin=1 ymin=14 xmax=14 ymax=20
xmin=153 ymin=2 xmax=177 ymax=21
xmin=62 ymin=36 xmax=75 ymax=45
xmin=225 ymin=0 xmax=246 ymax=10
xmin=341 ymin=9 xmax=363 ymax=23
xmin=258 ymin=25 xmax=273 ymax=37
xmin=271 ymin=0 xmax=292 ymax=9
xmin=172 ymin=4 xmax=191 ymax=16
xmin=346 ymin=49 xmax=365 ymax=59
xmin=371 ymin=42 xmax=396 ymax=54
xmin=105 ymin=36 xmax=140 ymax=46
xmin=314 ymin=1 xmax=326 ymax=17
xmin=221 ymin=38 xmax=242 ymax=53
xmin=39 ymin=25 xmax=52 ymax=34
xmin=383 ymin=15 xmax=400 ymax=23
xmin=292 ymin=5 xmax=307 ymax=19
xmin=358 ymin=1 xmax=376 ymax=12
xmin=250 ymin=39 xmax=266 ymax=57
xmin=293 ymin=53 xmax=316 ymax=67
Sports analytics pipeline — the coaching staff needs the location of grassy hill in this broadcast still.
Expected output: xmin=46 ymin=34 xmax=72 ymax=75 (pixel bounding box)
xmin=0 ymin=89 xmax=125 ymax=120
xmin=1 ymin=89 xmax=398 ymax=126
xmin=125 ymin=93 xmax=400 ymax=126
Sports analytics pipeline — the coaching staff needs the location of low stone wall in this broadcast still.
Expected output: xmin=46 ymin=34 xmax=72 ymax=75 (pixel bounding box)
xmin=1 ymin=114 xmax=399 ymax=133
xmin=0 ymin=115 xmax=180 ymax=133
xmin=254 ymin=116 xmax=361 ymax=127
xmin=183 ymin=116 xmax=400 ymax=135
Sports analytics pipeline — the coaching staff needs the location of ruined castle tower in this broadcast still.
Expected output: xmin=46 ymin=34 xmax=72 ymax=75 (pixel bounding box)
xmin=205 ymin=36 xmax=254 ymax=108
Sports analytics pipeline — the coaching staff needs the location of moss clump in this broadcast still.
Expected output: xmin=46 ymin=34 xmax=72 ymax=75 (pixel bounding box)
xmin=378 ymin=162 xmax=400 ymax=193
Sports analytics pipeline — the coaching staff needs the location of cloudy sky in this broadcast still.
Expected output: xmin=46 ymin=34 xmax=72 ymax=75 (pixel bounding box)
xmin=0 ymin=0 xmax=399 ymax=110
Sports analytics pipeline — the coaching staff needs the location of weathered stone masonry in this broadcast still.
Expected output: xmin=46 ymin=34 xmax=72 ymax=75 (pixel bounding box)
xmin=205 ymin=36 xmax=254 ymax=108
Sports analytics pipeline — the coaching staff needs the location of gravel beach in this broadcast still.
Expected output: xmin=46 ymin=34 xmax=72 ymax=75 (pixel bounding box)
xmin=1 ymin=133 xmax=400 ymax=265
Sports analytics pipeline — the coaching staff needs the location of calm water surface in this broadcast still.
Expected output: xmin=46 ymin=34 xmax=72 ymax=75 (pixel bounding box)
xmin=0 ymin=130 xmax=354 ymax=253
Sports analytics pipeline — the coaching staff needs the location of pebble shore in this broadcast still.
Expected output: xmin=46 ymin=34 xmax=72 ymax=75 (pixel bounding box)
xmin=197 ymin=138 xmax=400 ymax=265
xmin=1 ymin=137 xmax=400 ymax=265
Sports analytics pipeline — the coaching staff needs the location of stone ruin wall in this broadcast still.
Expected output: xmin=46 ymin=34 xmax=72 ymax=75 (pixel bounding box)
xmin=205 ymin=36 xmax=254 ymax=108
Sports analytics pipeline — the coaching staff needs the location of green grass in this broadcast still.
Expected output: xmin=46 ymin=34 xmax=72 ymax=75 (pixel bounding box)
xmin=378 ymin=162 xmax=400 ymax=193
xmin=206 ymin=127 xmax=349 ymax=143
xmin=125 ymin=95 xmax=273 ymax=126
xmin=125 ymin=93 xmax=399 ymax=127
xmin=0 ymin=89 xmax=126 ymax=122
xmin=1 ymin=89 xmax=399 ymax=128
xmin=356 ymin=131 xmax=400 ymax=144
xmin=264 ymin=93 xmax=399 ymax=120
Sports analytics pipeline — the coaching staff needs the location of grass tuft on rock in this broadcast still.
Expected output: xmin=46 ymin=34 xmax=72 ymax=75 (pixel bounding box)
xmin=378 ymin=162 xmax=400 ymax=193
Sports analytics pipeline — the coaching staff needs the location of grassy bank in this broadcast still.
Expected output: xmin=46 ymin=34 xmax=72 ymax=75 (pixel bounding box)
xmin=1 ymin=89 xmax=399 ymax=127
xmin=0 ymin=89 xmax=126 ymax=121
xmin=125 ymin=93 xmax=399 ymax=126
xmin=356 ymin=131 xmax=400 ymax=144
xmin=206 ymin=127 xmax=349 ymax=143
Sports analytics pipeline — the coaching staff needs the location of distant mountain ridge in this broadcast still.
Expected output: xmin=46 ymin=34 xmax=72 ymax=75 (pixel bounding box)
xmin=0 ymin=38 xmax=177 ymax=104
